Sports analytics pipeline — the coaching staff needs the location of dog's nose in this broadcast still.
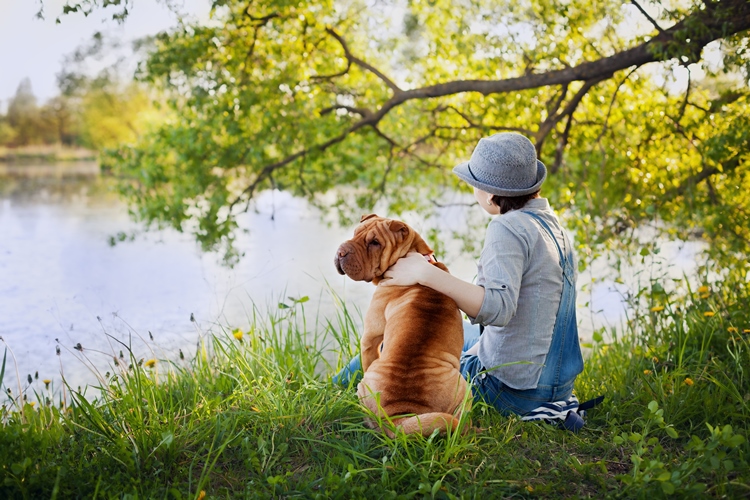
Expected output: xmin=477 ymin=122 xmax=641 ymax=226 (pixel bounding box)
xmin=335 ymin=244 xmax=350 ymax=275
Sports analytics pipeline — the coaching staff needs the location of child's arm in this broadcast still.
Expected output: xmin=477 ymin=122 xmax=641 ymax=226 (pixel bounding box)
xmin=379 ymin=252 xmax=485 ymax=318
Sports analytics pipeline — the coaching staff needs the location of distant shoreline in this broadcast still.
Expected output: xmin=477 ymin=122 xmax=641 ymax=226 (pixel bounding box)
xmin=0 ymin=145 xmax=98 ymax=163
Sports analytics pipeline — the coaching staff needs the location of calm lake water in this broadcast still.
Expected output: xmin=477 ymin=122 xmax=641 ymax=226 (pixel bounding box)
xmin=0 ymin=162 xmax=703 ymax=396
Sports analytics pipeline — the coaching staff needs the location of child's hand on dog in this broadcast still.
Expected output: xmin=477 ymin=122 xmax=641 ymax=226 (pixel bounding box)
xmin=379 ymin=252 xmax=434 ymax=287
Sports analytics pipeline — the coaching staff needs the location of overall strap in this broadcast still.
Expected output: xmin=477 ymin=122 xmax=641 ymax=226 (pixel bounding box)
xmin=521 ymin=211 xmax=574 ymax=285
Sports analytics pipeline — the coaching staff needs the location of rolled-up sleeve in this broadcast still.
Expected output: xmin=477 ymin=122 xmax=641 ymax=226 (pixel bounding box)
xmin=471 ymin=221 xmax=528 ymax=327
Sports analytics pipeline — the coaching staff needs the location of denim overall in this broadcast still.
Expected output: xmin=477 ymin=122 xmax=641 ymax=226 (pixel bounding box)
xmin=333 ymin=211 xmax=585 ymax=418
xmin=459 ymin=211 xmax=584 ymax=415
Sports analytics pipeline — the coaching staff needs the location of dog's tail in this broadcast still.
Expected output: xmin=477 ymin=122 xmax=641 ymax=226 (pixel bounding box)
xmin=386 ymin=413 xmax=461 ymax=438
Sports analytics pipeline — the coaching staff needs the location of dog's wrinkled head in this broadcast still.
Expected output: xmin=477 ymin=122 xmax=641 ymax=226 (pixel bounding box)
xmin=334 ymin=214 xmax=432 ymax=284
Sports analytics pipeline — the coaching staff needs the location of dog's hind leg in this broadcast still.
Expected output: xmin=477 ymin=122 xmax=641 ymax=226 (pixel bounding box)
xmin=360 ymin=298 xmax=388 ymax=371
xmin=390 ymin=413 xmax=462 ymax=437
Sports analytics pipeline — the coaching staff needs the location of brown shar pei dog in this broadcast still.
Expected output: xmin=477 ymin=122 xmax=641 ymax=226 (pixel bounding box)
xmin=334 ymin=214 xmax=469 ymax=437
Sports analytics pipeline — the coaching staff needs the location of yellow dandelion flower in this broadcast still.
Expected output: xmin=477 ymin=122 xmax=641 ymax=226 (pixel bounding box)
xmin=29 ymin=401 xmax=36 ymax=407
xmin=703 ymin=311 xmax=715 ymax=317
xmin=652 ymin=356 xmax=659 ymax=363
xmin=43 ymin=379 xmax=51 ymax=389
xmin=650 ymin=306 xmax=665 ymax=312
xmin=525 ymin=485 xmax=534 ymax=493
xmin=728 ymin=327 xmax=738 ymax=333
xmin=232 ymin=329 xmax=243 ymax=341
xmin=144 ymin=359 xmax=157 ymax=368
xmin=697 ymin=285 xmax=709 ymax=294
xmin=197 ymin=491 xmax=206 ymax=500
xmin=700 ymin=293 xmax=710 ymax=299
xmin=684 ymin=377 xmax=694 ymax=386
xmin=744 ymin=329 xmax=750 ymax=334
xmin=643 ymin=369 xmax=653 ymax=375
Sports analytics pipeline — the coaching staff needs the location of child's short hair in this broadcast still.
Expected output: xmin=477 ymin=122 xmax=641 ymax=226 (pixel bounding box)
xmin=491 ymin=190 xmax=540 ymax=214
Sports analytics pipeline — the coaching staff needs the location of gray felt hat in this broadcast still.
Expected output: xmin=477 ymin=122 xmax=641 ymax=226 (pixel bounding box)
xmin=453 ymin=133 xmax=547 ymax=197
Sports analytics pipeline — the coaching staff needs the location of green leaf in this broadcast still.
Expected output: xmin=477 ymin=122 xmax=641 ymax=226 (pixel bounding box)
xmin=161 ymin=431 xmax=174 ymax=448
xmin=726 ymin=435 xmax=746 ymax=447
xmin=431 ymin=479 xmax=442 ymax=497
xmin=648 ymin=401 xmax=659 ymax=413
xmin=665 ymin=427 xmax=679 ymax=439
xmin=661 ymin=481 xmax=675 ymax=495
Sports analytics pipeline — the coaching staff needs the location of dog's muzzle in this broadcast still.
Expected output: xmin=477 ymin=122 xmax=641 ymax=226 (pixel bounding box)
xmin=335 ymin=242 xmax=371 ymax=281
xmin=335 ymin=243 xmax=353 ymax=276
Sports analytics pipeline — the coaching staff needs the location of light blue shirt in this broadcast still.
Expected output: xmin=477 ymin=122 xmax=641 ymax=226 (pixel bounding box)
xmin=470 ymin=198 xmax=576 ymax=390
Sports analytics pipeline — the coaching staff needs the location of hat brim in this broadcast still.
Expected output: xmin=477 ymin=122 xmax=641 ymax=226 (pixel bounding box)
xmin=453 ymin=159 xmax=547 ymax=197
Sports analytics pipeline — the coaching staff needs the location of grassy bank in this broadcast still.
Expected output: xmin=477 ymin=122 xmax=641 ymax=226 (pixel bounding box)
xmin=0 ymin=145 xmax=97 ymax=163
xmin=1 ymin=276 xmax=748 ymax=499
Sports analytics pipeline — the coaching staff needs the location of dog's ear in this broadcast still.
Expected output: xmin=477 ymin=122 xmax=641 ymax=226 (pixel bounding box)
xmin=411 ymin=237 xmax=433 ymax=256
xmin=403 ymin=225 xmax=433 ymax=255
xmin=360 ymin=213 xmax=379 ymax=223
xmin=387 ymin=220 xmax=409 ymax=240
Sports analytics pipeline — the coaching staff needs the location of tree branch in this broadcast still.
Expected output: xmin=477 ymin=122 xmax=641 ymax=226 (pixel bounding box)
xmin=394 ymin=0 xmax=750 ymax=101
xmin=319 ymin=105 xmax=372 ymax=118
xmin=594 ymin=66 xmax=640 ymax=144
xmin=309 ymin=60 xmax=352 ymax=81
xmin=440 ymin=105 xmax=535 ymax=136
xmin=536 ymin=74 xmax=610 ymax=153
xmin=669 ymin=153 xmax=743 ymax=197
xmin=244 ymin=11 xmax=280 ymax=24
xmin=630 ymin=0 xmax=666 ymax=34
xmin=546 ymin=84 xmax=569 ymax=118
xmin=675 ymin=67 xmax=691 ymax=124
xmin=324 ymin=27 xmax=402 ymax=93
xmin=552 ymin=113 xmax=574 ymax=174
xmin=230 ymin=125 xmax=360 ymax=209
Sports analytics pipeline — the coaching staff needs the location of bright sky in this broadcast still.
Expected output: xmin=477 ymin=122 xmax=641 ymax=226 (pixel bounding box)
xmin=0 ymin=0 xmax=212 ymax=104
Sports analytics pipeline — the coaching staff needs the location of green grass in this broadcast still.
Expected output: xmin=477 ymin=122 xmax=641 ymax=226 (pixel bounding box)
xmin=1 ymin=277 xmax=748 ymax=499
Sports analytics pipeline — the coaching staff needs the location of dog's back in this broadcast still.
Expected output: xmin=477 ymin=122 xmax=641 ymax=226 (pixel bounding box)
xmin=357 ymin=282 xmax=468 ymax=436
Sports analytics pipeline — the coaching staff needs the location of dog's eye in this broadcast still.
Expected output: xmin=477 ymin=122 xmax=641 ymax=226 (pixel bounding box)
xmin=369 ymin=239 xmax=380 ymax=247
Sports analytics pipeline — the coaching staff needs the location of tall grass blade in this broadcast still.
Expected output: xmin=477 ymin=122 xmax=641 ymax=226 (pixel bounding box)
xmin=0 ymin=348 xmax=6 ymax=391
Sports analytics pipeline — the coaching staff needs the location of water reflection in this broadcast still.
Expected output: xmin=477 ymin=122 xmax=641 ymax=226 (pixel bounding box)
xmin=0 ymin=163 xmax=375 ymax=393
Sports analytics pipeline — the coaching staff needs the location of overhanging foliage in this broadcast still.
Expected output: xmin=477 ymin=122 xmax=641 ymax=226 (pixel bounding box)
xmin=56 ymin=0 xmax=750 ymax=264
